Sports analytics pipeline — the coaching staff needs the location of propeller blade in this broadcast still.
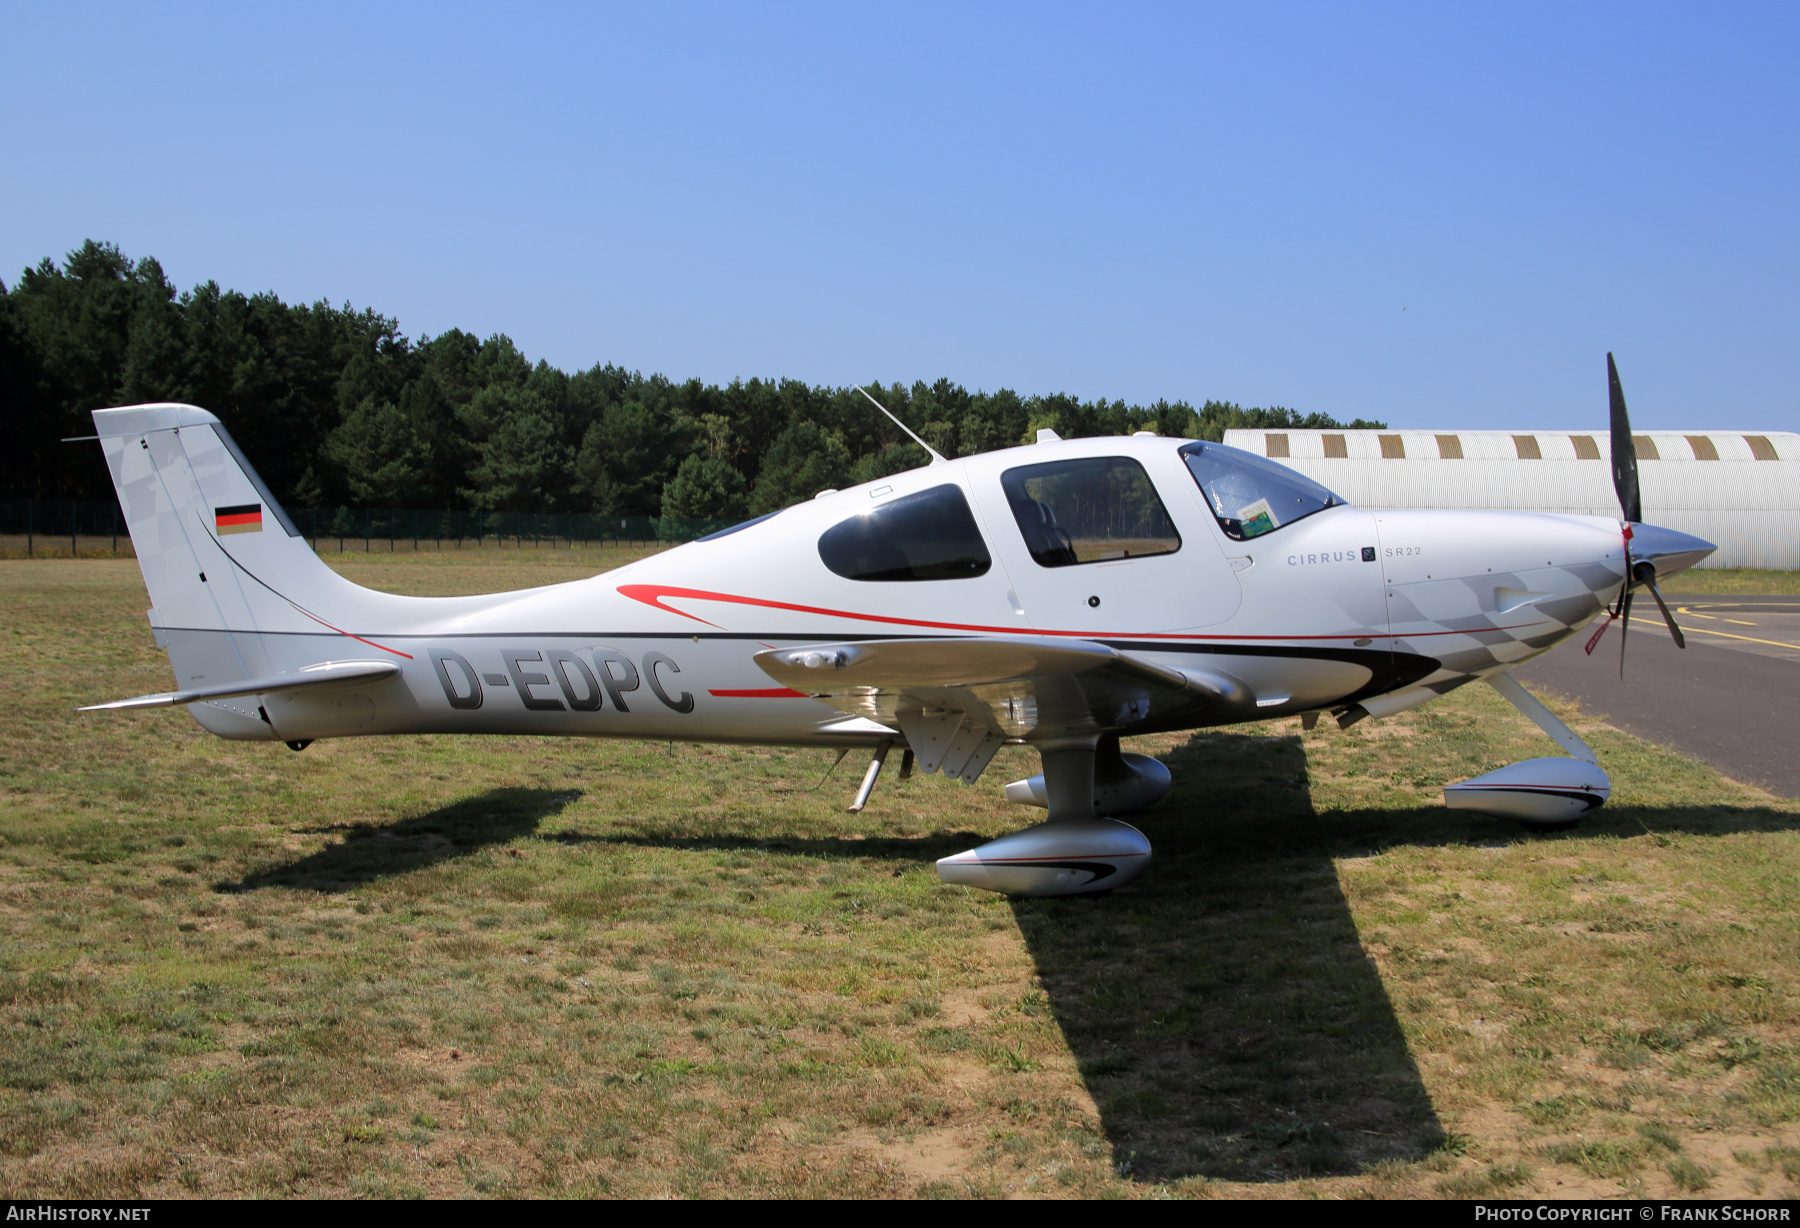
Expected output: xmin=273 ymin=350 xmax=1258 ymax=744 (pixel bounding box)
xmin=1585 ymin=554 xmax=1629 ymax=659
xmin=1615 ymin=529 xmax=1634 ymax=678
xmin=1608 ymin=353 xmax=1642 ymax=524
xmin=1635 ymin=561 xmax=1687 ymax=649
xmin=1617 ymin=588 xmax=1633 ymax=679
xmin=1584 ymin=615 xmax=1612 ymax=655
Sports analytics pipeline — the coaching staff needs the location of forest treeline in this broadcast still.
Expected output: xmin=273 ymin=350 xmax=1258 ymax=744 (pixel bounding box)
xmin=1 ymin=241 xmax=1384 ymax=519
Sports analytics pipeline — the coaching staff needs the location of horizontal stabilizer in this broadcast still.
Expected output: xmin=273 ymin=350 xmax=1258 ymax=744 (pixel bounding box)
xmin=80 ymin=660 xmax=401 ymax=711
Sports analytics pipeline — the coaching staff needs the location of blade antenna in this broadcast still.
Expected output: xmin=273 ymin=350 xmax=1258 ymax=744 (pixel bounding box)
xmin=853 ymin=386 xmax=947 ymax=466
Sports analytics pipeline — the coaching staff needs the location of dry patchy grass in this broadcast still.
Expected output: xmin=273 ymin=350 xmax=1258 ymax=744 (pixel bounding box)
xmin=3 ymin=556 xmax=1800 ymax=1198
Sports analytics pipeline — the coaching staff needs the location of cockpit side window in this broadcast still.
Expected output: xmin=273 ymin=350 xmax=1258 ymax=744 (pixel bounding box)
xmin=1000 ymin=457 xmax=1181 ymax=568
xmin=1179 ymin=441 xmax=1347 ymax=540
xmin=817 ymin=484 xmax=992 ymax=581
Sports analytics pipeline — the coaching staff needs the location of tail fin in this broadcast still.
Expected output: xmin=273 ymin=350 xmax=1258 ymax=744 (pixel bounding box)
xmin=94 ymin=403 xmax=366 ymax=737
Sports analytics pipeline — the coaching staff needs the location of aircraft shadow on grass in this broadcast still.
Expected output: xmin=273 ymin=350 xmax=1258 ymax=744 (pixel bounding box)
xmin=569 ymin=736 xmax=1450 ymax=1184
xmin=216 ymin=786 xmax=581 ymax=894
xmin=583 ymin=733 xmax=1800 ymax=1186
xmin=1007 ymin=732 xmax=1442 ymax=1184
xmin=209 ymin=738 xmax=1798 ymax=1186
xmin=1006 ymin=731 xmax=1800 ymax=1186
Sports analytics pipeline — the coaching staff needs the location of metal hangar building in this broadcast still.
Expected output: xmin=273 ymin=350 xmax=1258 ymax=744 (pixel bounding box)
xmin=1220 ymin=428 xmax=1800 ymax=569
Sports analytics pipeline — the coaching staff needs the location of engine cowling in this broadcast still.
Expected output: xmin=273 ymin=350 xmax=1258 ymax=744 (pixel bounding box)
xmin=1443 ymin=756 xmax=1611 ymax=829
xmin=1003 ymin=750 xmax=1172 ymax=817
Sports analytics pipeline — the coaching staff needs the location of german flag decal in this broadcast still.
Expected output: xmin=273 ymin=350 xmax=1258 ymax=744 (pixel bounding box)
xmin=215 ymin=504 xmax=263 ymax=535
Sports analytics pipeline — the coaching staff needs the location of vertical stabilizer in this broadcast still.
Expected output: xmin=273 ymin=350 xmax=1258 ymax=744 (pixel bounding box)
xmin=93 ymin=403 xmax=354 ymax=738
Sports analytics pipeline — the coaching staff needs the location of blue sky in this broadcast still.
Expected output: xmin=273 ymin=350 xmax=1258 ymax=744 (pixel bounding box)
xmin=3 ymin=2 xmax=1795 ymax=430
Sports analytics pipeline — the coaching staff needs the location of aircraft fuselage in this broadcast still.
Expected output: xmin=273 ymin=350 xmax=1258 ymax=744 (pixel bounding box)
xmin=140 ymin=432 xmax=1647 ymax=749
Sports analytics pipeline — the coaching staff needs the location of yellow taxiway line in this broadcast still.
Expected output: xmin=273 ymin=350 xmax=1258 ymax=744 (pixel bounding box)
xmin=1672 ymin=607 xmax=1800 ymax=652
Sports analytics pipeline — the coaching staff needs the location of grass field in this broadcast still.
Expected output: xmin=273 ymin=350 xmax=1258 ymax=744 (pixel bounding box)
xmin=1662 ymin=569 xmax=1800 ymax=596
xmin=3 ymin=552 xmax=1800 ymax=1199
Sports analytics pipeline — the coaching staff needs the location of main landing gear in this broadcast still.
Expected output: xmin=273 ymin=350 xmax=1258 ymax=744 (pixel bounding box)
xmin=935 ymin=735 xmax=1165 ymax=897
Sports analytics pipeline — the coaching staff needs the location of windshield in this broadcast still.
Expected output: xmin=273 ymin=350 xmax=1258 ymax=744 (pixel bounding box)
xmin=1178 ymin=442 xmax=1347 ymax=540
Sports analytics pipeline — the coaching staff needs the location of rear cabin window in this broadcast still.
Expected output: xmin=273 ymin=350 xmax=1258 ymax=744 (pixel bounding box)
xmin=817 ymin=484 xmax=991 ymax=581
xmin=1000 ymin=457 xmax=1180 ymax=568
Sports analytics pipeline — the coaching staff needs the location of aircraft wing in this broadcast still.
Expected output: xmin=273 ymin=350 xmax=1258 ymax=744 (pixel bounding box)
xmin=80 ymin=660 xmax=402 ymax=711
xmin=753 ymin=636 xmax=1252 ymax=783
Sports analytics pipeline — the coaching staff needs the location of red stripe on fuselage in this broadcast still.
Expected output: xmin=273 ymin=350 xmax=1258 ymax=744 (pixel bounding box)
xmin=615 ymin=583 xmax=1536 ymax=642
xmin=707 ymin=687 xmax=810 ymax=698
xmin=289 ymin=605 xmax=416 ymax=659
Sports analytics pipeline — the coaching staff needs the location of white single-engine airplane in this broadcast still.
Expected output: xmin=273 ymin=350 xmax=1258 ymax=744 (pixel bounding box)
xmin=82 ymin=357 xmax=1713 ymax=897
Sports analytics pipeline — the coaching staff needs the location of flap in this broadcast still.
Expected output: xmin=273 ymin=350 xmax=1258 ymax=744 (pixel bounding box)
xmin=753 ymin=637 xmax=1254 ymax=773
xmin=755 ymin=635 xmax=1194 ymax=692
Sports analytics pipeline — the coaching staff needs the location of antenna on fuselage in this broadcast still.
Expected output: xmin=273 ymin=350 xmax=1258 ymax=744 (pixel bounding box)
xmin=853 ymin=386 xmax=948 ymax=466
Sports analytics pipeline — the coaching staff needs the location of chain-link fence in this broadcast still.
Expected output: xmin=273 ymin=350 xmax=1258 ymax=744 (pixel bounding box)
xmin=0 ymin=499 xmax=743 ymax=558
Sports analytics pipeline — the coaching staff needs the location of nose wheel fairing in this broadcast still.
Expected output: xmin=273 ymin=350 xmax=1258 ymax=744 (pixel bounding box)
xmin=1444 ymin=757 xmax=1611 ymax=828
xmin=1440 ymin=674 xmax=1612 ymax=831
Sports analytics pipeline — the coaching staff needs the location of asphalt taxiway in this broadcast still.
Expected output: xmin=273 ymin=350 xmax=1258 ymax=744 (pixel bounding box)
xmin=1514 ymin=595 xmax=1800 ymax=799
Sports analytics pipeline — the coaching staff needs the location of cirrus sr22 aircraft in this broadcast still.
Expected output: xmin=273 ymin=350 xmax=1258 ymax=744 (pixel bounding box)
xmin=82 ymin=358 xmax=1713 ymax=897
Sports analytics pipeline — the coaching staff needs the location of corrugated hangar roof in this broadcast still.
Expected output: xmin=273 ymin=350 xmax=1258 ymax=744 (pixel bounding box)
xmin=1218 ymin=428 xmax=1800 ymax=570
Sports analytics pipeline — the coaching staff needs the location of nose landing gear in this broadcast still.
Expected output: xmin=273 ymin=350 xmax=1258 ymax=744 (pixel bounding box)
xmin=1443 ymin=673 xmax=1612 ymax=831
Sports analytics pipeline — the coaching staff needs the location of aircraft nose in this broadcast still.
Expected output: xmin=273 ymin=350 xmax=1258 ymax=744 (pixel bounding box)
xmin=1629 ymin=522 xmax=1717 ymax=581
